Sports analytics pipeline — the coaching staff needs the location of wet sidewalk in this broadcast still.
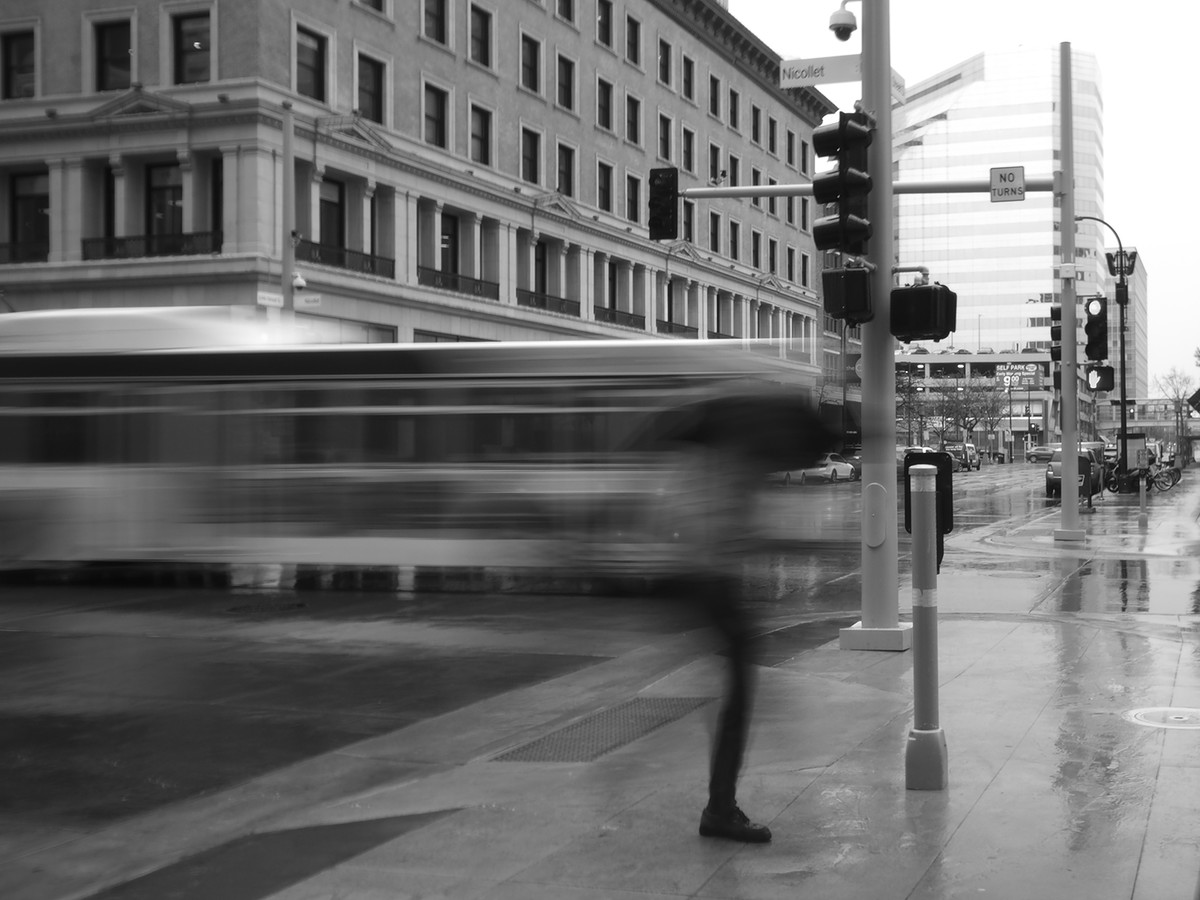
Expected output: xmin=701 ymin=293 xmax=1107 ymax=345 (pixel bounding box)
xmin=7 ymin=477 xmax=1200 ymax=900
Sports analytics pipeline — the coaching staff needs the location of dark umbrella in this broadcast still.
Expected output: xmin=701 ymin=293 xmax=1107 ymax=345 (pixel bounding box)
xmin=633 ymin=384 xmax=841 ymax=473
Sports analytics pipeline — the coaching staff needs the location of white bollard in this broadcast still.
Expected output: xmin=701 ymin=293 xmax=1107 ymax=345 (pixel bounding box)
xmin=906 ymin=465 xmax=948 ymax=790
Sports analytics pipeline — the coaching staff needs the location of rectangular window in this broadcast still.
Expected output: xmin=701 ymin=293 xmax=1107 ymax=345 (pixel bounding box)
xmin=801 ymin=197 xmax=809 ymax=230
xmin=146 ymin=164 xmax=183 ymax=238
xmin=597 ymin=161 xmax=613 ymax=211
xmin=424 ymin=0 xmax=447 ymax=44
xmin=787 ymin=247 xmax=795 ymax=282
xmin=768 ymin=118 xmax=778 ymax=154
xmin=801 ymin=139 xmax=809 ymax=175
xmin=10 ymin=173 xmax=49 ymax=256
xmin=751 ymin=168 xmax=760 ymax=207
xmin=682 ymin=200 xmax=694 ymax=243
xmin=708 ymin=75 xmax=720 ymax=116
xmin=625 ymin=17 xmax=640 ymax=64
xmin=727 ymin=89 xmax=739 ymax=129
xmin=681 ymin=127 xmax=694 ymax=173
xmin=709 ymin=143 xmax=720 ymax=182
xmin=557 ymin=55 xmax=574 ymax=110
xmin=557 ymin=144 xmax=574 ymax=196
xmin=173 ymin=13 xmax=210 ymax=84
xmin=95 ymin=20 xmax=131 ymax=92
xmin=709 ymin=211 xmax=720 ymax=253
xmin=751 ymin=105 xmax=761 ymax=144
xmin=751 ymin=231 xmax=761 ymax=269
xmin=728 ymin=221 xmax=739 ymax=261
xmin=767 ymin=178 xmax=777 ymax=216
xmin=320 ymin=179 xmax=345 ymax=249
xmin=625 ymin=174 xmax=639 ymax=222
xmin=658 ymin=114 xmax=671 ymax=160
xmin=727 ymin=155 xmax=739 ymax=186
xmin=597 ymin=78 xmax=613 ymax=130
xmin=557 ymin=0 xmax=575 ymax=23
xmin=768 ymin=238 xmax=777 ymax=274
xmin=470 ymin=104 xmax=491 ymax=165
xmin=801 ymin=253 xmax=811 ymax=288
xmin=786 ymin=131 xmax=795 ymax=166
xmin=358 ymin=55 xmax=385 ymax=123
xmin=786 ymin=196 xmax=794 ymax=225
xmin=596 ymin=0 xmax=613 ymax=47
xmin=681 ymin=56 xmax=694 ymax=101
xmin=521 ymin=35 xmax=540 ymax=93
xmin=296 ymin=27 xmax=325 ymax=101
xmin=521 ymin=128 xmax=540 ymax=183
xmin=625 ymin=95 xmax=640 ymax=144
xmin=1 ymin=31 xmax=35 ymax=99
xmin=470 ymin=5 xmax=491 ymax=67
xmin=424 ymin=83 xmax=448 ymax=147
xmin=657 ymin=39 xmax=671 ymax=85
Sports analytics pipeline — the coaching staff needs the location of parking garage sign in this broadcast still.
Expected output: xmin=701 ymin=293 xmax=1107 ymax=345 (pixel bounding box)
xmin=997 ymin=362 xmax=1042 ymax=388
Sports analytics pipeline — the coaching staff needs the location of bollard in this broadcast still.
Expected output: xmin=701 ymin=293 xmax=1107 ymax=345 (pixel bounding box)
xmin=906 ymin=465 xmax=948 ymax=790
xmin=1138 ymin=470 xmax=1148 ymax=530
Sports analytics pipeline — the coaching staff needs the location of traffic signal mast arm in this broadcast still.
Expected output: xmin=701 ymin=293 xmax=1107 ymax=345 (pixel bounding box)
xmin=680 ymin=175 xmax=1056 ymax=200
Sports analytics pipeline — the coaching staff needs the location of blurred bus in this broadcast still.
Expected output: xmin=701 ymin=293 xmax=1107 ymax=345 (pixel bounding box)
xmin=0 ymin=314 xmax=811 ymax=579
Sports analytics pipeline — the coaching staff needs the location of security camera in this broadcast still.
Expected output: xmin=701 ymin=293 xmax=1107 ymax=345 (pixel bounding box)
xmin=829 ymin=7 xmax=857 ymax=41
xmin=291 ymin=272 xmax=306 ymax=291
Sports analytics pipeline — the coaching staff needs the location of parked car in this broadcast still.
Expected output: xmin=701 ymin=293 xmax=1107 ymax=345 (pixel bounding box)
xmin=780 ymin=453 xmax=856 ymax=486
xmin=842 ymin=449 xmax=863 ymax=480
xmin=1026 ymin=444 xmax=1060 ymax=464
xmin=1045 ymin=448 xmax=1104 ymax=498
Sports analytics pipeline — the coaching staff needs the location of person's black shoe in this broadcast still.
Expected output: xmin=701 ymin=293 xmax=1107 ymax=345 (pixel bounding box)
xmin=699 ymin=806 xmax=772 ymax=843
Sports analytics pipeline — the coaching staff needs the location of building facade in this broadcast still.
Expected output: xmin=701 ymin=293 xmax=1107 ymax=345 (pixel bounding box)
xmin=0 ymin=0 xmax=840 ymax=396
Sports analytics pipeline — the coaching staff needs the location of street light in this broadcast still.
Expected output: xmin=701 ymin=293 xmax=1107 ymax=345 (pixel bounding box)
xmin=1075 ymin=214 xmax=1131 ymax=474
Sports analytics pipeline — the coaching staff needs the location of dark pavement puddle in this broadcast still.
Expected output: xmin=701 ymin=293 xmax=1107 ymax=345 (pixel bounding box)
xmin=80 ymin=810 xmax=458 ymax=900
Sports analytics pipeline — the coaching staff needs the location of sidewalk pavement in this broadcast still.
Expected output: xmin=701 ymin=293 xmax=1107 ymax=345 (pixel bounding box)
xmin=15 ymin=477 xmax=1200 ymax=900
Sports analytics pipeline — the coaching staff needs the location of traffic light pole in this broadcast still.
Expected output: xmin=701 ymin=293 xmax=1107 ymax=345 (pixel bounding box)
xmin=1055 ymin=43 xmax=1083 ymax=541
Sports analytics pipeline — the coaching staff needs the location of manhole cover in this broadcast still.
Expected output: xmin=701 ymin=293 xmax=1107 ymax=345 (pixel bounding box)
xmin=1123 ymin=707 xmax=1200 ymax=730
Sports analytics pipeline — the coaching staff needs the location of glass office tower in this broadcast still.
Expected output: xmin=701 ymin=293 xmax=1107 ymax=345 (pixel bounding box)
xmin=894 ymin=48 xmax=1106 ymax=355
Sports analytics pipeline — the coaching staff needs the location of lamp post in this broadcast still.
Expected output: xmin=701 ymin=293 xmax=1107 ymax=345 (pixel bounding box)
xmin=1075 ymin=214 xmax=1130 ymax=473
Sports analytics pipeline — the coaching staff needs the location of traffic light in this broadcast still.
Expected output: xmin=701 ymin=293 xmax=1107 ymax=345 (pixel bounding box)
xmin=821 ymin=266 xmax=873 ymax=324
xmin=812 ymin=110 xmax=873 ymax=255
xmin=1086 ymin=365 xmax=1115 ymax=391
xmin=1048 ymin=303 xmax=1062 ymax=362
xmin=1084 ymin=297 xmax=1108 ymax=361
xmin=647 ymin=167 xmax=679 ymax=241
xmin=890 ymin=283 xmax=957 ymax=342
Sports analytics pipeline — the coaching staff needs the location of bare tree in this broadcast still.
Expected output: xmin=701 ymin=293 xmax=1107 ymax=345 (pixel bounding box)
xmin=977 ymin=385 xmax=1011 ymax=458
xmin=1154 ymin=367 xmax=1196 ymax=462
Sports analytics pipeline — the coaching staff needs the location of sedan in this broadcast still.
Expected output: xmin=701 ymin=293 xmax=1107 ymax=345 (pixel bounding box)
xmin=780 ymin=453 xmax=857 ymax=486
xmin=1045 ymin=449 xmax=1103 ymax=498
xmin=1026 ymin=444 xmax=1059 ymax=464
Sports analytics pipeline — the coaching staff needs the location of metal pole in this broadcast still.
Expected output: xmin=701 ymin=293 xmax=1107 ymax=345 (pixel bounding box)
xmin=906 ymin=465 xmax=948 ymax=790
xmin=1055 ymin=43 xmax=1083 ymax=541
xmin=281 ymin=100 xmax=295 ymax=324
xmin=841 ymin=0 xmax=910 ymax=652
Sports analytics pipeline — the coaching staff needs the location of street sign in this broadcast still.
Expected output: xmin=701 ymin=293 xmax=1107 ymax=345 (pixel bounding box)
xmin=996 ymin=362 xmax=1042 ymax=389
xmin=990 ymin=166 xmax=1025 ymax=202
xmin=780 ymin=55 xmax=861 ymax=88
xmin=256 ymin=291 xmax=283 ymax=308
xmin=297 ymin=294 xmax=322 ymax=308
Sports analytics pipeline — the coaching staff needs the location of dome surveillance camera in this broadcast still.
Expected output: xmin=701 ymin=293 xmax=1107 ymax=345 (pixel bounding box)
xmin=291 ymin=272 xmax=306 ymax=291
xmin=829 ymin=7 xmax=857 ymax=41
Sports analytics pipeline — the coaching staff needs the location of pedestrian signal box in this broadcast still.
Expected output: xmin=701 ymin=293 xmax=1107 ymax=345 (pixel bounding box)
xmin=890 ymin=283 xmax=957 ymax=343
xmin=821 ymin=266 xmax=873 ymax=324
xmin=1086 ymin=365 xmax=1115 ymax=391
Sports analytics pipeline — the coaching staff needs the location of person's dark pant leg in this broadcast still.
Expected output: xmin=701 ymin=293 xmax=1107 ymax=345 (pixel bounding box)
xmin=702 ymin=575 xmax=754 ymax=814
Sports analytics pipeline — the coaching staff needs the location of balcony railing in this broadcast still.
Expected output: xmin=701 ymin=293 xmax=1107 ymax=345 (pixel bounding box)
xmin=82 ymin=231 xmax=223 ymax=260
xmin=417 ymin=266 xmax=500 ymax=300
xmin=594 ymin=306 xmax=646 ymax=329
xmin=516 ymin=288 xmax=580 ymax=316
xmin=657 ymin=320 xmax=699 ymax=337
xmin=0 ymin=241 xmax=49 ymax=264
xmin=707 ymin=330 xmax=735 ymax=340
xmin=296 ymin=239 xmax=395 ymax=279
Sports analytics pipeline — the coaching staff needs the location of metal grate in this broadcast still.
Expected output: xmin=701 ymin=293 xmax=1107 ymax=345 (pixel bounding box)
xmin=493 ymin=696 xmax=714 ymax=763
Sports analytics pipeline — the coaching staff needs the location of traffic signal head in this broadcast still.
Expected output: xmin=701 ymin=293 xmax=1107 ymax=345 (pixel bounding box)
xmin=647 ymin=167 xmax=679 ymax=241
xmin=890 ymin=283 xmax=957 ymax=343
xmin=1049 ymin=304 xmax=1063 ymax=362
xmin=812 ymin=110 xmax=873 ymax=256
xmin=821 ymin=267 xmax=873 ymax=324
xmin=1084 ymin=296 xmax=1108 ymax=361
xmin=1086 ymin=365 xmax=1115 ymax=391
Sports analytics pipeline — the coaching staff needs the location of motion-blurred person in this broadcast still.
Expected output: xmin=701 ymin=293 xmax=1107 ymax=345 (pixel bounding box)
xmin=649 ymin=388 xmax=838 ymax=844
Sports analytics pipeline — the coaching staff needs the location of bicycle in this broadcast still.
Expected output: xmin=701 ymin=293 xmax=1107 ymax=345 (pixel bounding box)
xmin=1151 ymin=466 xmax=1181 ymax=492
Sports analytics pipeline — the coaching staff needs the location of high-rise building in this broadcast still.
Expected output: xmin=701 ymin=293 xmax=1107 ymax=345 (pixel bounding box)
xmin=0 ymin=0 xmax=840 ymax=401
xmin=893 ymin=47 xmax=1130 ymax=442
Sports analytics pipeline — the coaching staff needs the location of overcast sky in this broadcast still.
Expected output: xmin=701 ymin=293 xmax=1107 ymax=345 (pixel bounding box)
xmin=731 ymin=0 xmax=1198 ymax=391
